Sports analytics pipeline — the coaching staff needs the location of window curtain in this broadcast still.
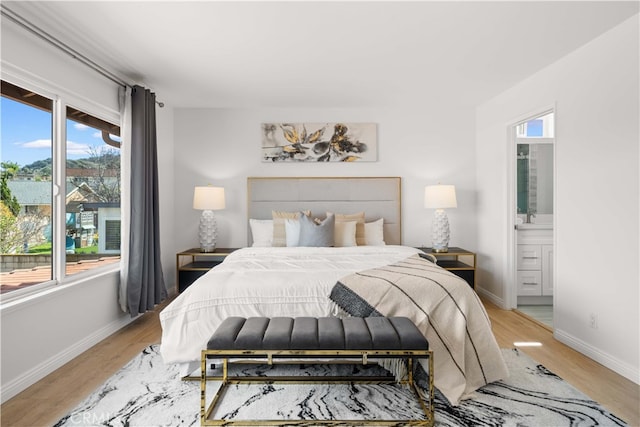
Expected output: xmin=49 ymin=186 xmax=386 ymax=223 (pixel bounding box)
xmin=119 ymin=85 xmax=166 ymax=316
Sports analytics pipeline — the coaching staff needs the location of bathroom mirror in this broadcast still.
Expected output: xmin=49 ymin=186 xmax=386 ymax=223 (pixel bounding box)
xmin=517 ymin=143 xmax=553 ymax=219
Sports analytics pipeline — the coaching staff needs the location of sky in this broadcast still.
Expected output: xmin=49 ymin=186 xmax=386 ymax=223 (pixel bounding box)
xmin=1 ymin=97 xmax=119 ymax=169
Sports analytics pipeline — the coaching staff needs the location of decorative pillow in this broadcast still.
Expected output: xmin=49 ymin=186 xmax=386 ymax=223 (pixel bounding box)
xmin=334 ymin=220 xmax=357 ymax=247
xmin=272 ymin=210 xmax=310 ymax=247
xmin=284 ymin=218 xmax=302 ymax=247
xmin=330 ymin=212 xmax=365 ymax=245
xmin=249 ymin=219 xmax=273 ymax=247
xmin=364 ymin=218 xmax=385 ymax=246
xmin=298 ymin=213 xmax=335 ymax=247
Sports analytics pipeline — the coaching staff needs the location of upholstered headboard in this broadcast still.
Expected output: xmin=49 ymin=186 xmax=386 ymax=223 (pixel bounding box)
xmin=247 ymin=177 xmax=402 ymax=245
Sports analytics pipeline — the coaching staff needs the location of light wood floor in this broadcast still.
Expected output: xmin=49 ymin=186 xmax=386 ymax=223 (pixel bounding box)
xmin=2 ymin=299 xmax=638 ymax=427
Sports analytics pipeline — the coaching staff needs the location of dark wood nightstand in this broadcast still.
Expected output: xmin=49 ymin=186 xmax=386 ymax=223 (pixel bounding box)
xmin=176 ymin=248 xmax=239 ymax=293
xmin=417 ymin=247 xmax=476 ymax=289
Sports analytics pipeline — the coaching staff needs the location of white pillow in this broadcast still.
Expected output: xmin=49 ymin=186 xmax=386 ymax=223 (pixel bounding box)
xmin=364 ymin=218 xmax=385 ymax=246
xmin=249 ymin=219 xmax=273 ymax=247
xmin=272 ymin=210 xmax=311 ymax=247
xmin=284 ymin=218 xmax=302 ymax=247
xmin=334 ymin=220 xmax=357 ymax=247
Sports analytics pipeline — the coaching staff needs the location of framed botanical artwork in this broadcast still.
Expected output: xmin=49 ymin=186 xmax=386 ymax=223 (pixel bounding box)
xmin=261 ymin=122 xmax=377 ymax=162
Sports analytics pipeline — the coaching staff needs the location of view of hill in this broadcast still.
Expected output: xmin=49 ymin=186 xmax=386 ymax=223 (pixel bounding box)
xmin=19 ymin=152 xmax=120 ymax=175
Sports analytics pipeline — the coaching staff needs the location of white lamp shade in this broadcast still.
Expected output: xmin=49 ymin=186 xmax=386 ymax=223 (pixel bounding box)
xmin=424 ymin=185 xmax=457 ymax=209
xmin=193 ymin=186 xmax=226 ymax=210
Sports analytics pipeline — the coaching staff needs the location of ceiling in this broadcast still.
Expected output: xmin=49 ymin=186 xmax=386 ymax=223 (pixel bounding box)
xmin=3 ymin=1 xmax=638 ymax=109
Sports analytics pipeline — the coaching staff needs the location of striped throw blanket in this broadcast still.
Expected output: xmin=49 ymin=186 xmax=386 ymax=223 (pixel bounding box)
xmin=330 ymin=254 xmax=509 ymax=405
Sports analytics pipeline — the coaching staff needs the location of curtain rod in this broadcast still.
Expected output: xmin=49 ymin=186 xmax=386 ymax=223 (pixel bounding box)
xmin=1 ymin=4 xmax=164 ymax=107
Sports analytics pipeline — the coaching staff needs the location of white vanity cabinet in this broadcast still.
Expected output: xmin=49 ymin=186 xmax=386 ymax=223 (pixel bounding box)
xmin=516 ymin=227 xmax=553 ymax=298
xmin=541 ymin=244 xmax=553 ymax=296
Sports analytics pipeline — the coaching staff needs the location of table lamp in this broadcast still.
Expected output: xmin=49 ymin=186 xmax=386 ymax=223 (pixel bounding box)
xmin=193 ymin=185 xmax=225 ymax=252
xmin=424 ymin=184 xmax=457 ymax=253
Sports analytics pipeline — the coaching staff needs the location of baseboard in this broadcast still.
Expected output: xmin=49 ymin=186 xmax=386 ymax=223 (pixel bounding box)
xmin=475 ymin=286 xmax=505 ymax=309
xmin=1 ymin=315 xmax=134 ymax=403
xmin=554 ymin=328 xmax=640 ymax=385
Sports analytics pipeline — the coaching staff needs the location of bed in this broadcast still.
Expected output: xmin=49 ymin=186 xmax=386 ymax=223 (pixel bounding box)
xmin=159 ymin=177 xmax=508 ymax=406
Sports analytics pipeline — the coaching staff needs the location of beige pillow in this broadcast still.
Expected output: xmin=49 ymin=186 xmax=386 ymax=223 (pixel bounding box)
xmin=272 ymin=210 xmax=310 ymax=247
xmin=334 ymin=220 xmax=357 ymax=247
xmin=330 ymin=212 xmax=365 ymax=245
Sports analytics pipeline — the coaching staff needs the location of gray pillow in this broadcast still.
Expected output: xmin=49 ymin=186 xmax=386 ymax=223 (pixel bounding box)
xmin=298 ymin=213 xmax=335 ymax=247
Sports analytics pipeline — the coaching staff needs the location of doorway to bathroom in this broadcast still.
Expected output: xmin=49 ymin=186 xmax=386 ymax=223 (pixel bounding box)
xmin=509 ymin=109 xmax=555 ymax=329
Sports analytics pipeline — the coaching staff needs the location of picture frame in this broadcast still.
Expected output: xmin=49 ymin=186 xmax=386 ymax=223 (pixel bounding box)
xmin=261 ymin=122 xmax=377 ymax=162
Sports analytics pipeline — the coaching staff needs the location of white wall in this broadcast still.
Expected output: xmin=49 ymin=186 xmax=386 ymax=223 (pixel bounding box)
xmin=171 ymin=106 xmax=478 ymax=257
xmin=476 ymin=15 xmax=639 ymax=383
xmin=0 ymin=271 xmax=130 ymax=402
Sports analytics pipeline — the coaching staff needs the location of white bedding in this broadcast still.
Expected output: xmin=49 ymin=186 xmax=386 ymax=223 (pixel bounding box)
xmin=159 ymin=245 xmax=422 ymax=367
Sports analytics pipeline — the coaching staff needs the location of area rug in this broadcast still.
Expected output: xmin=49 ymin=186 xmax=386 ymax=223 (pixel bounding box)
xmin=54 ymin=345 xmax=626 ymax=426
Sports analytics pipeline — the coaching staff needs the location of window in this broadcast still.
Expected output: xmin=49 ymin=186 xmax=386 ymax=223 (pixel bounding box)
xmin=1 ymin=82 xmax=53 ymax=292
xmin=104 ymin=219 xmax=121 ymax=251
xmin=65 ymin=105 xmax=121 ymax=277
xmin=1 ymin=80 xmax=121 ymax=297
xmin=516 ymin=111 xmax=555 ymax=138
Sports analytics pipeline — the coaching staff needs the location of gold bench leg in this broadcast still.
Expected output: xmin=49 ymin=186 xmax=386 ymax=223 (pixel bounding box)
xmin=200 ymin=351 xmax=206 ymax=425
xmin=202 ymin=357 xmax=232 ymax=426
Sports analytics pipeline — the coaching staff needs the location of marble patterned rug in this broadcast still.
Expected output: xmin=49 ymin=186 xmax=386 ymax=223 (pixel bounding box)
xmin=54 ymin=345 xmax=626 ymax=427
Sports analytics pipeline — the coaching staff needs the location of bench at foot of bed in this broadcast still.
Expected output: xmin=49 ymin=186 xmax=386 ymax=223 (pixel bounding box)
xmin=200 ymin=316 xmax=434 ymax=426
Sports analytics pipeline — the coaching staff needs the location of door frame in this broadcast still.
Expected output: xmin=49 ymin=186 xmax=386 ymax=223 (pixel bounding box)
xmin=505 ymin=105 xmax=556 ymax=311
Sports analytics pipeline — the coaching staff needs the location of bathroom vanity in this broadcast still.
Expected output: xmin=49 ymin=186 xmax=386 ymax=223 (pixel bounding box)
xmin=516 ymin=223 xmax=553 ymax=304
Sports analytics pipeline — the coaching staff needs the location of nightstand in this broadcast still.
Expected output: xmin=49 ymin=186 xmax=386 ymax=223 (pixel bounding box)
xmin=417 ymin=247 xmax=476 ymax=289
xmin=176 ymin=248 xmax=239 ymax=293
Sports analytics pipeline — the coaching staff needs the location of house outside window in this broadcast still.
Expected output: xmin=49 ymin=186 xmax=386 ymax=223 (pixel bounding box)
xmin=0 ymin=80 xmax=121 ymax=297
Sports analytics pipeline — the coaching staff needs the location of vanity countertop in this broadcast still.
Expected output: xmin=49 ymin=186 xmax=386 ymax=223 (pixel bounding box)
xmin=516 ymin=223 xmax=553 ymax=230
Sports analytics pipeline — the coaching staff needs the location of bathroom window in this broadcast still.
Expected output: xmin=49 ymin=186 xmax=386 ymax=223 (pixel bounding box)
xmin=516 ymin=111 xmax=554 ymax=139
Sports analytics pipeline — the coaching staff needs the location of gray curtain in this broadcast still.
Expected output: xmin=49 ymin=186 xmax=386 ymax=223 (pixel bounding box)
xmin=126 ymin=85 xmax=166 ymax=316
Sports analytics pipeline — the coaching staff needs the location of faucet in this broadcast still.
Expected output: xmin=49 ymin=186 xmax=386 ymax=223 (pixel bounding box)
xmin=526 ymin=210 xmax=536 ymax=223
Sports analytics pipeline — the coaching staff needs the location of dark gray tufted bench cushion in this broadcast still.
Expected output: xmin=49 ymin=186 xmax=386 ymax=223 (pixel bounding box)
xmin=207 ymin=316 xmax=428 ymax=353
